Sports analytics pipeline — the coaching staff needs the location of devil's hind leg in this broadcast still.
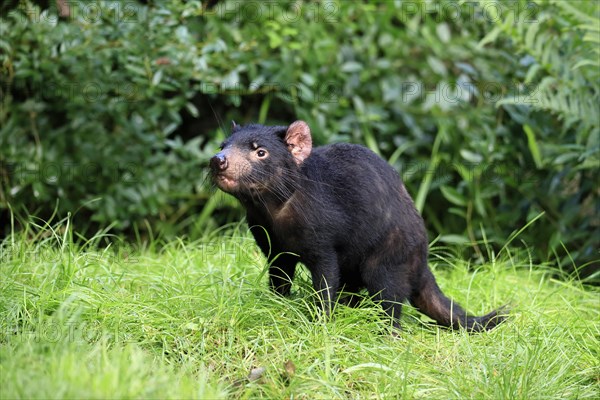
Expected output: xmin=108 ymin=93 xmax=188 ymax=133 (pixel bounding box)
xmin=361 ymin=262 xmax=413 ymax=329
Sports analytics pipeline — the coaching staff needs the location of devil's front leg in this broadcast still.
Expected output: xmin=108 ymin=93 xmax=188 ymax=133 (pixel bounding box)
xmin=249 ymin=224 xmax=298 ymax=296
xmin=268 ymin=253 xmax=298 ymax=296
xmin=305 ymin=252 xmax=341 ymax=316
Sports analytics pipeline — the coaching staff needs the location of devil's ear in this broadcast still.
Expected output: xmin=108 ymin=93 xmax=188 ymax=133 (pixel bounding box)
xmin=231 ymin=120 xmax=239 ymax=131
xmin=285 ymin=121 xmax=312 ymax=165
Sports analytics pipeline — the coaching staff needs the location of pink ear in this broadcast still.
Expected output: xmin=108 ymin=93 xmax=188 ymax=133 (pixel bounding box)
xmin=285 ymin=121 xmax=312 ymax=165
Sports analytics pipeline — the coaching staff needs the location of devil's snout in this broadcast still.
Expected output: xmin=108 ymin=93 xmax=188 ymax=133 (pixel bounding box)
xmin=210 ymin=153 xmax=228 ymax=172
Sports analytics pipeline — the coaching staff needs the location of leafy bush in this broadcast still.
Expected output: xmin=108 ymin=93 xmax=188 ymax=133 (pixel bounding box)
xmin=1 ymin=0 xmax=598 ymax=275
xmin=1 ymin=1 xmax=214 ymax=234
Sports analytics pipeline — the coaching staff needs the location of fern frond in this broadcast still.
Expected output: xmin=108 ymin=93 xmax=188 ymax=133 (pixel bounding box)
xmin=478 ymin=0 xmax=600 ymax=139
xmin=498 ymin=77 xmax=599 ymax=133
xmin=551 ymin=0 xmax=599 ymax=25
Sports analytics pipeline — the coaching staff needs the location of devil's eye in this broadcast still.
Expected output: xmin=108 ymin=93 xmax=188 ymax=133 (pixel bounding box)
xmin=256 ymin=149 xmax=267 ymax=158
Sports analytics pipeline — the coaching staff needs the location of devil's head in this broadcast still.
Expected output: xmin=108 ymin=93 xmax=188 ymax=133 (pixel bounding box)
xmin=209 ymin=120 xmax=313 ymax=201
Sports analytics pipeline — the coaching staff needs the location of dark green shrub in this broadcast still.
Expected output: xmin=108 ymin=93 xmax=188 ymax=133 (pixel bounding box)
xmin=1 ymin=1 xmax=598 ymax=276
xmin=1 ymin=1 xmax=217 ymax=234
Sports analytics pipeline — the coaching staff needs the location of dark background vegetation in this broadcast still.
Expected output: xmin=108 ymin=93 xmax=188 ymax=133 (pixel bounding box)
xmin=1 ymin=1 xmax=598 ymax=278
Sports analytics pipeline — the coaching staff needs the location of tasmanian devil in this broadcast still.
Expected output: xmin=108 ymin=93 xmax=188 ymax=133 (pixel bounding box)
xmin=209 ymin=120 xmax=506 ymax=331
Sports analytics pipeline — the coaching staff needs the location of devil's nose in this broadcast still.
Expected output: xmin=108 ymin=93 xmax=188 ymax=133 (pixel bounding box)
xmin=210 ymin=153 xmax=228 ymax=171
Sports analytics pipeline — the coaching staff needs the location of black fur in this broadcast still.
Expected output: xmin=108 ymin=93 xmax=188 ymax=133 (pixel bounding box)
xmin=209 ymin=121 xmax=506 ymax=331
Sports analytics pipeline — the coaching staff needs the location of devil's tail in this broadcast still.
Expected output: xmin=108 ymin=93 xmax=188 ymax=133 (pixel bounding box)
xmin=411 ymin=268 xmax=507 ymax=332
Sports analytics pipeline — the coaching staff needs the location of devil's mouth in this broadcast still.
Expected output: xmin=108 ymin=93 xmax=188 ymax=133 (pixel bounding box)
xmin=214 ymin=173 xmax=238 ymax=191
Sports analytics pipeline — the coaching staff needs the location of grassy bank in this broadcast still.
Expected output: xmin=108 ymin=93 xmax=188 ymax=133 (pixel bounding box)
xmin=1 ymin=222 xmax=598 ymax=399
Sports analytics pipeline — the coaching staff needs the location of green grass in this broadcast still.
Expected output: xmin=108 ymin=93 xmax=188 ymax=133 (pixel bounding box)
xmin=1 ymin=221 xmax=598 ymax=399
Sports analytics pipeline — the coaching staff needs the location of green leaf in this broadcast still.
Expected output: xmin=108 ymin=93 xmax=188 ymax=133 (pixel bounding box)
xmin=438 ymin=234 xmax=469 ymax=244
xmin=427 ymin=56 xmax=447 ymax=76
xmin=185 ymin=102 xmax=199 ymax=118
xmin=125 ymin=64 xmax=147 ymax=77
xmin=151 ymin=69 xmax=163 ymax=87
xmin=440 ymin=185 xmax=467 ymax=207
xmin=477 ymin=26 xmax=502 ymax=48
xmin=460 ymin=149 xmax=483 ymax=163
xmin=524 ymin=124 xmax=543 ymax=169
xmin=436 ymin=23 xmax=451 ymax=43
xmin=573 ymin=59 xmax=599 ymax=70
xmin=266 ymin=31 xmax=283 ymax=49
xmin=525 ymin=63 xmax=542 ymax=84
xmin=341 ymin=61 xmax=363 ymax=73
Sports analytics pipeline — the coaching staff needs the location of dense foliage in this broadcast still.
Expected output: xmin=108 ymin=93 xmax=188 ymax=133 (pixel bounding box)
xmin=1 ymin=0 xmax=598 ymax=276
